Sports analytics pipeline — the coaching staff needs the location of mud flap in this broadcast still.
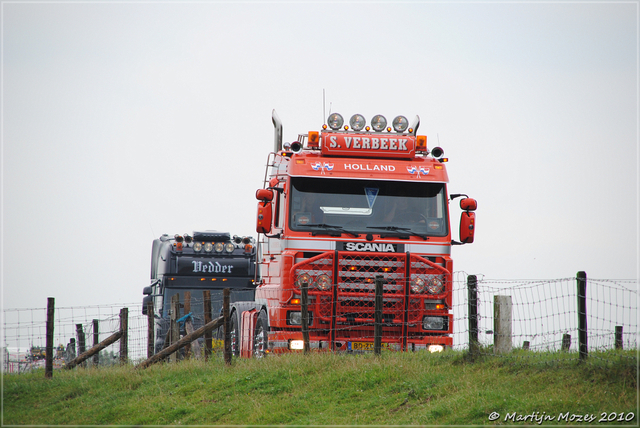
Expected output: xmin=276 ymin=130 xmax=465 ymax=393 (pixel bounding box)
xmin=240 ymin=309 xmax=258 ymax=358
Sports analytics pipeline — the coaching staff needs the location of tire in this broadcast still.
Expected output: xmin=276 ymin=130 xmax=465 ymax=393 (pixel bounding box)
xmin=253 ymin=310 xmax=269 ymax=358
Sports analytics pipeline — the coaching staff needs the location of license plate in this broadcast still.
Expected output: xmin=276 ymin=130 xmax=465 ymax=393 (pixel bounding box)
xmin=348 ymin=341 xmax=391 ymax=351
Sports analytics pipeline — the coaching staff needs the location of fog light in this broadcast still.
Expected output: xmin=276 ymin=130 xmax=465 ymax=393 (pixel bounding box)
xmin=423 ymin=316 xmax=445 ymax=330
xmin=289 ymin=340 xmax=304 ymax=350
xmin=327 ymin=113 xmax=344 ymax=130
xmin=428 ymin=344 xmax=444 ymax=353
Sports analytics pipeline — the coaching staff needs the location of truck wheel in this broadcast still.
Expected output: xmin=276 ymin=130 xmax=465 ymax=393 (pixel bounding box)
xmin=253 ymin=310 xmax=268 ymax=358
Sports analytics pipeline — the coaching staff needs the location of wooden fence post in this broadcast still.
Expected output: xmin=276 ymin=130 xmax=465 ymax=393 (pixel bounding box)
xmin=561 ymin=334 xmax=571 ymax=351
xmin=65 ymin=330 xmax=123 ymax=370
xmin=223 ymin=288 xmax=232 ymax=364
xmin=301 ymin=282 xmax=310 ymax=354
xmin=119 ymin=308 xmax=128 ymax=364
xmin=76 ymin=324 xmax=86 ymax=367
xmin=203 ymin=290 xmax=212 ymax=361
xmin=184 ymin=292 xmax=192 ymax=359
xmin=374 ymin=276 xmax=384 ymax=355
xmin=45 ymin=297 xmax=54 ymax=379
xmin=467 ymin=275 xmax=479 ymax=359
xmin=147 ymin=300 xmax=154 ymax=358
xmin=92 ymin=319 xmax=99 ymax=366
xmin=615 ymin=326 xmax=623 ymax=350
xmin=170 ymin=295 xmax=180 ymax=363
xmin=493 ymin=295 xmax=512 ymax=354
xmin=577 ymin=271 xmax=588 ymax=361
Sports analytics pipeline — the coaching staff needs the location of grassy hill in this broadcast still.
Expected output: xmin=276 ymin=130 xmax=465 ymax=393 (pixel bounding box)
xmin=3 ymin=350 xmax=637 ymax=425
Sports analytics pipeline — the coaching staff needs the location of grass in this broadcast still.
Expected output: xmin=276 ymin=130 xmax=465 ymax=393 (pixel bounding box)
xmin=2 ymin=349 xmax=637 ymax=425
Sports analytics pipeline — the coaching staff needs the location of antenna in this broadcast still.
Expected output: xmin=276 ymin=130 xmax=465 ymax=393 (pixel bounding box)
xmin=323 ymin=89 xmax=326 ymax=124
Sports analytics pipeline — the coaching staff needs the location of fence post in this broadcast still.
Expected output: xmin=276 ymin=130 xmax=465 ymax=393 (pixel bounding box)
xmin=45 ymin=297 xmax=54 ymax=378
xmin=119 ymin=308 xmax=129 ymax=364
xmin=301 ymin=282 xmax=310 ymax=354
xmin=493 ymin=295 xmax=512 ymax=354
xmin=467 ymin=275 xmax=479 ymax=359
xmin=223 ymin=288 xmax=232 ymax=364
xmin=76 ymin=324 xmax=86 ymax=367
xmin=203 ymin=290 xmax=212 ymax=361
xmin=147 ymin=300 xmax=154 ymax=358
xmin=577 ymin=271 xmax=588 ymax=361
xmin=615 ymin=326 xmax=623 ymax=350
xmin=92 ymin=319 xmax=99 ymax=366
xmin=170 ymin=295 xmax=180 ymax=363
xmin=67 ymin=338 xmax=76 ymax=363
xmin=561 ymin=334 xmax=571 ymax=351
xmin=184 ymin=292 xmax=192 ymax=359
xmin=374 ymin=276 xmax=384 ymax=355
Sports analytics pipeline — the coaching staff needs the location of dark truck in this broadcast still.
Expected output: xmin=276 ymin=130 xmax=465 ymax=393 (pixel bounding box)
xmin=142 ymin=231 xmax=257 ymax=353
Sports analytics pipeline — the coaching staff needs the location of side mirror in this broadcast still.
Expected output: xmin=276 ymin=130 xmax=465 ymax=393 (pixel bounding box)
xmin=460 ymin=198 xmax=477 ymax=211
xmin=460 ymin=211 xmax=476 ymax=244
xmin=142 ymin=295 xmax=152 ymax=315
xmin=256 ymin=188 xmax=274 ymax=202
xmin=143 ymin=286 xmax=153 ymax=295
xmin=257 ymin=201 xmax=273 ymax=234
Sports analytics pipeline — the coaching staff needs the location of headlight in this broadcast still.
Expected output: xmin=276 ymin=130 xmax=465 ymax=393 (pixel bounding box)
xmin=224 ymin=242 xmax=235 ymax=253
xmin=428 ymin=344 xmax=444 ymax=353
xmin=410 ymin=276 xmax=425 ymax=293
xmin=392 ymin=115 xmax=409 ymax=132
xmin=349 ymin=114 xmax=366 ymax=131
xmin=289 ymin=340 xmax=305 ymax=350
xmin=423 ymin=316 xmax=445 ymax=330
xmin=204 ymin=242 xmax=213 ymax=252
xmin=295 ymin=273 xmax=312 ymax=288
xmin=214 ymin=242 xmax=224 ymax=253
xmin=194 ymin=242 xmax=203 ymax=252
xmin=327 ymin=113 xmax=344 ymax=130
xmin=371 ymin=114 xmax=387 ymax=132
xmin=426 ymin=276 xmax=445 ymax=294
xmin=315 ymin=274 xmax=332 ymax=291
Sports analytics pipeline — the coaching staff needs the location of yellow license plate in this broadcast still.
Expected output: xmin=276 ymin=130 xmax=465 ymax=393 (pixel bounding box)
xmin=348 ymin=341 xmax=391 ymax=351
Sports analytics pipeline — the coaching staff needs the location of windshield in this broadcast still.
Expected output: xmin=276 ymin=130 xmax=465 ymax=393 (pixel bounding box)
xmin=289 ymin=177 xmax=448 ymax=237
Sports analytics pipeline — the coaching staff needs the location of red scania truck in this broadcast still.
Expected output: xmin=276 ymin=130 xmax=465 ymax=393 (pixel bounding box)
xmin=227 ymin=111 xmax=477 ymax=357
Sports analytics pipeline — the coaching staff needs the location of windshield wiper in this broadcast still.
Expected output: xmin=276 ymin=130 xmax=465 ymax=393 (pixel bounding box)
xmin=298 ymin=223 xmax=360 ymax=238
xmin=366 ymin=226 xmax=429 ymax=240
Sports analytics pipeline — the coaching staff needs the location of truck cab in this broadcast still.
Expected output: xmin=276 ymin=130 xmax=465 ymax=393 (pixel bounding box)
xmin=142 ymin=230 xmax=257 ymax=353
xmin=238 ymin=111 xmax=477 ymax=356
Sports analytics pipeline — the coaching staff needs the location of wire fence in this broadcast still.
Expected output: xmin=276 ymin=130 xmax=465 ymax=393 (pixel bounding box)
xmin=2 ymin=272 xmax=638 ymax=373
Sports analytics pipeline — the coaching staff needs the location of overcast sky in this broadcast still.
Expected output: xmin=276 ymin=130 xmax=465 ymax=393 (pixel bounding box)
xmin=2 ymin=1 xmax=638 ymax=311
